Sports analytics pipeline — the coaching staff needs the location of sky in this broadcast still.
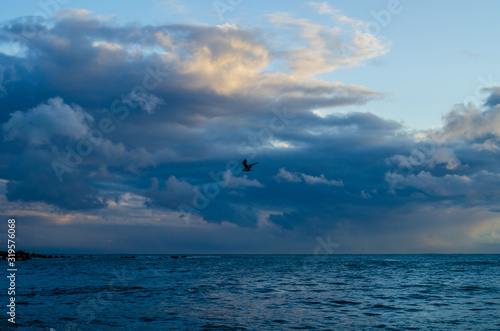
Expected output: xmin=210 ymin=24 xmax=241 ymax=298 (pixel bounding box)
xmin=0 ymin=0 xmax=499 ymax=254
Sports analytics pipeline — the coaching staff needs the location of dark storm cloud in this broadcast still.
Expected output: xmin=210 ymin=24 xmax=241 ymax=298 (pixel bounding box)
xmin=144 ymin=176 xmax=196 ymax=210
xmin=0 ymin=10 xmax=500 ymax=253
xmin=5 ymin=150 xmax=116 ymax=210
xmin=0 ymin=10 xmax=380 ymax=212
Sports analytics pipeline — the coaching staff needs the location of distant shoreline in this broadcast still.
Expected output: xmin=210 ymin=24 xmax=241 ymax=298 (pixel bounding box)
xmin=0 ymin=250 xmax=70 ymax=261
xmin=2 ymin=252 xmax=498 ymax=259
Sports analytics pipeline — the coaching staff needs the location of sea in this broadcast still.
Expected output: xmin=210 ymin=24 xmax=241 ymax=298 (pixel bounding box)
xmin=2 ymin=254 xmax=499 ymax=330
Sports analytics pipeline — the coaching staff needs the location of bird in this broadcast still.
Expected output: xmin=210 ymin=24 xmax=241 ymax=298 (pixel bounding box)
xmin=242 ymin=159 xmax=258 ymax=172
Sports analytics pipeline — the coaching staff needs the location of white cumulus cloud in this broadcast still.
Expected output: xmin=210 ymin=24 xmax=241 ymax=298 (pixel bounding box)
xmin=275 ymin=167 xmax=343 ymax=186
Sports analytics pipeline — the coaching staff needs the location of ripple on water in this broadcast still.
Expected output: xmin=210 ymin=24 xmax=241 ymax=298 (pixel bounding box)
xmin=10 ymin=254 xmax=500 ymax=330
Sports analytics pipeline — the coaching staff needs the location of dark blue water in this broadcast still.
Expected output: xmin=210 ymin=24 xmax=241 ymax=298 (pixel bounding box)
xmin=2 ymin=254 xmax=499 ymax=330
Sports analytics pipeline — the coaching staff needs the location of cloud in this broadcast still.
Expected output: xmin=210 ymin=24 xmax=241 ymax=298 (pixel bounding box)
xmin=1 ymin=8 xmax=499 ymax=253
xmin=266 ymin=3 xmax=390 ymax=77
xmin=387 ymin=147 xmax=461 ymax=170
xmin=275 ymin=167 xmax=343 ymax=186
xmin=386 ymin=171 xmax=472 ymax=196
xmin=222 ymin=170 xmax=264 ymax=188
xmin=3 ymin=97 xmax=92 ymax=145
xmin=4 ymin=150 xmax=116 ymax=210
xmin=386 ymin=169 xmax=500 ymax=203
xmin=274 ymin=167 xmax=301 ymax=182
xmin=301 ymin=173 xmax=343 ymax=186
xmin=432 ymin=103 xmax=500 ymax=144
xmin=174 ymin=24 xmax=270 ymax=95
xmin=145 ymin=176 xmax=196 ymax=209
xmin=0 ymin=10 xmax=381 ymax=127
xmin=308 ymin=2 xmax=364 ymax=27
xmin=123 ymin=91 xmax=164 ymax=114
xmin=0 ymin=64 xmax=12 ymax=96
xmin=484 ymin=87 xmax=500 ymax=107
xmin=54 ymin=8 xmax=94 ymax=20
xmin=473 ymin=139 xmax=499 ymax=153
xmin=160 ymin=0 xmax=188 ymax=14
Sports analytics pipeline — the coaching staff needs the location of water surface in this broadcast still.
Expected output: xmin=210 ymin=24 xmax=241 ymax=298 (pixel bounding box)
xmin=3 ymin=254 xmax=499 ymax=330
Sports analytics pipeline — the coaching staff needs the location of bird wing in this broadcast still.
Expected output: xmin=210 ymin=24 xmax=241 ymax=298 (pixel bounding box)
xmin=249 ymin=162 xmax=258 ymax=167
xmin=243 ymin=159 xmax=248 ymax=167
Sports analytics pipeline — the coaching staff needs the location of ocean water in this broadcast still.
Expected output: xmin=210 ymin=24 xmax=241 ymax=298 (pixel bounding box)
xmin=2 ymin=254 xmax=499 ymax=330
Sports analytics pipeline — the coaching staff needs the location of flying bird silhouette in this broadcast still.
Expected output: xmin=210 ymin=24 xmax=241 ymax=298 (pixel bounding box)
xmin=242 ymin=159 xmax=258 ymax=172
